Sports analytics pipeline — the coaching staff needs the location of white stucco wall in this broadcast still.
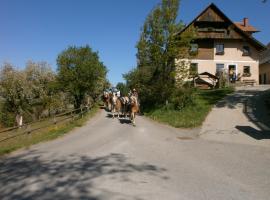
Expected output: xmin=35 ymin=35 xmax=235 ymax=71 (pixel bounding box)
xmin=182 ymin=40 xmax=260 ymax=84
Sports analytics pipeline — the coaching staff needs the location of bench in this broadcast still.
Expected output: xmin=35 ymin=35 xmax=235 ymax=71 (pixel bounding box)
xmin=242 ymin=79 xmax=256 ymax=86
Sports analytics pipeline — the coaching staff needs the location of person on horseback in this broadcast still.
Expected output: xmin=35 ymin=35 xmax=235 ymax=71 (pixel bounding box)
xmin=128 ymin=88 xmax=140 ymax=125
xmin=131 ymin=88 xmax=138 ymax=98
xmin=129 ymin=88 xmax=140 ymax=114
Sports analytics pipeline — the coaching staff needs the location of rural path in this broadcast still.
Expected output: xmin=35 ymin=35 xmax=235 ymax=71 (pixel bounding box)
xmin=1 ymin=89 xmax=270 ymax=200
xmin=200 ymin=85 xmax=270 ymax=147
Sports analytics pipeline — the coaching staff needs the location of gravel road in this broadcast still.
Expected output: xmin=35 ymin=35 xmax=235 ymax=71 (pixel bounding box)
xmin=200 ymin=85 xmax=270 ymax=147
xmin=1 ymin=99 xmax=270 ymax=200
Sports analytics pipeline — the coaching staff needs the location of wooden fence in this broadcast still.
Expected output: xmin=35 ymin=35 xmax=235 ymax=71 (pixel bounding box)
xmin=0 ymin=106 xmax=91 ymax=143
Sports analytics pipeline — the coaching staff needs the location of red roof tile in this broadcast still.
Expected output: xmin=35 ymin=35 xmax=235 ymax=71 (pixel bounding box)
xmin=234 ymin=22 xmax=259 ymax=32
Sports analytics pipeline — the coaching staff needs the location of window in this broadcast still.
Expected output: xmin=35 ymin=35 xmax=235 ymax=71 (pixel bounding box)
xmin=190 ymin=43 xmax=198 ymax=53
xmin=243 ymin=66 xmax=251 ymax=77
xmin=189 ymin=63 xmax=198 ymax=76
xmin=216 ymin=64 xmax=224 ymax=76
xmin=216 ymin=44 xmax=224 ymax=55
xmin=243 ymin=46 xmax=250 ymax=56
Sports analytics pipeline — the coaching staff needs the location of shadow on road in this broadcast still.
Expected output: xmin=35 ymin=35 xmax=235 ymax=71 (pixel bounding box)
xmin=207 ymin=88 xmax=270 ymax=140
xmin=214 ymin=90 xmax=258 ymax=109
xmin=119 ymin=118 xmax=132 ymax=124
xmin=241 ymin=89 xmax=270 ymax=139
xmin=106 ymin=113 xmax=113 ymax=118
xmin=235 ymin=126 xmax=270 ymax=140
xmin=0 ymin=151 xmax=167 ymax=200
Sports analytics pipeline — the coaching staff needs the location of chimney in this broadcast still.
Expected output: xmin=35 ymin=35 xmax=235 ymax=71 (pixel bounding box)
xmin=243 ymin=18 xmax=249 ymax=27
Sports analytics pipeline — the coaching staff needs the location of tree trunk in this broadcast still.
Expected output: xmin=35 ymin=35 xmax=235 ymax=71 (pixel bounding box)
xmin=74 ymin=95 xmax=83 ymax=109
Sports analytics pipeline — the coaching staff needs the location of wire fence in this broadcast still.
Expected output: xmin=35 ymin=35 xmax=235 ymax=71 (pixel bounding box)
xmin=0 ymin=105 xmax=92 ymax=143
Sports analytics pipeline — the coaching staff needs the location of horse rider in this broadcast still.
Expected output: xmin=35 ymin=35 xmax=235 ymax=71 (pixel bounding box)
xmin=129 ymin=88 xmax=140 ymax=108
xmin=128 ymin=88 xmax=138 ymax=100
xmin=131 ymin=88 xmax=138 ymax=99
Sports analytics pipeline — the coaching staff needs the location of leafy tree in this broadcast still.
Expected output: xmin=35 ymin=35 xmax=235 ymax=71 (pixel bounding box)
xmin=24 ymin=61 xmax=59 ymax=119
xmin=124 ymin=0 xmax=196 ymax=107
xmin=0 ymin=63 xmax=31 ymax=126
xmin=116 ymin=82 xmax=129 ymax=96
xmin=57 ymin=45 xmax=107 ymax=108
xmin=0 ymin=62 xmax=63 ymax=126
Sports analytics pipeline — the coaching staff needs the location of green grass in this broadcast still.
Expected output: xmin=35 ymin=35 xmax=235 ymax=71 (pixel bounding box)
xmin=145 ymin=87 xmax=234 ymax=128
xmin=0 ymin=105 xmax=100 ymax=156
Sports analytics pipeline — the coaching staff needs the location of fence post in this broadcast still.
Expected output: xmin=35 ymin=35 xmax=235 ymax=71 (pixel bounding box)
xmin=27 ymin=124 xmax=31 ymax=136
xmin=71 ymin=110 xmax=74 ymax=121
xmin=81 ymin=107 xmax=83 ymax=118
xmin=53 ymin=115 xmax=57 ymax=125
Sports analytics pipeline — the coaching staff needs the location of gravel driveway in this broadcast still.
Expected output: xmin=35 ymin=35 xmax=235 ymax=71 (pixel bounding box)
xmin=200 ymin=85 xmax=270 ymax=147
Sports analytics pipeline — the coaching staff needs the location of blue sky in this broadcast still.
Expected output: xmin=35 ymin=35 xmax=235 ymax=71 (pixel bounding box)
xmin=0 ymin=0 xmax=269 ymax=85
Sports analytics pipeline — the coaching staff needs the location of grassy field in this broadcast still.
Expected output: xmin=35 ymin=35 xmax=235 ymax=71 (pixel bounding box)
xmin=145 ymin=87 xmax=234 ymax=128
xmin=0 ymin=105 xmax=100 ymax=156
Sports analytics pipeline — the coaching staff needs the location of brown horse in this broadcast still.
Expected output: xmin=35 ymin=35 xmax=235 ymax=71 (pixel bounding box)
xmin=129 ymin=95 xmax=139 ymax=125
xmin=103 ymin=92 xmax=113 ymax=111
xmin=111 ymin=93 xmax=122 ymax=118
xmin=119 ymin=96 xmax=129 ymax=118
xmin=103 ymin=92 xmax=112 ymax=111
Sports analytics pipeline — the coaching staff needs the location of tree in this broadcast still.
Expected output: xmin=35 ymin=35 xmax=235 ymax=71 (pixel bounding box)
xmin=116 ymin=82 xmax=129 ymax=96
xmin=0 ymin=63 xmax=31 ymax=126
xmin=57 ymin=45 xmax=107 ymax=108
xmin=0 ymin=62 xmax=63 ymax=126
xmin=124 ymin=0 xmax=196 ymax=107
xmin=24 ymin=61 xmax=65 ymax=119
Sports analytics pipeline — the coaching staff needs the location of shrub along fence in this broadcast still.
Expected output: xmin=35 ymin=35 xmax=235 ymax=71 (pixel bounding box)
xmin=0 ymin=106 xmax=91 ymax=143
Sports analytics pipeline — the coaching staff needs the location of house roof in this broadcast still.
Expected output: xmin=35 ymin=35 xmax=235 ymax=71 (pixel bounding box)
xmin=234 ymin=22 xmax=259 ymax=33
xmin=177 ymin=3 xmax=266 ymax=52
xmin=199 ymin=72 xmax=218 ymax=80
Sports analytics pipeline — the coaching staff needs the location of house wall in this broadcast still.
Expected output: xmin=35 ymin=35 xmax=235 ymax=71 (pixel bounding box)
xmin=259 ymin=62 xmax=270 ymax=84
xmin=187 ymin=39 xmax=260 ymax=84
xmin=214 ymin=40 xmax=260 ymax=61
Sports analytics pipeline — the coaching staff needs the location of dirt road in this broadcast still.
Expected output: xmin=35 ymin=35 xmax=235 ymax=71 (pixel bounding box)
xmin=1 ymin=98 xmax=270 ymax=200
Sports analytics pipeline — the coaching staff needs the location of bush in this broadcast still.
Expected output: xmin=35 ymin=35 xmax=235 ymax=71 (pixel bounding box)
xmin=0 ymin=109 xmax=15 ymax=127
xmin=170 ymin=88 xmax=196 ymax=110
xmin=216 ymin=71 xmax=229 ymax=88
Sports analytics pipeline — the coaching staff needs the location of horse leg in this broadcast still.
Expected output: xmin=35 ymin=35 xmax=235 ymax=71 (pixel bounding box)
xmin=116 ymin=108 xmax=119 ymax=119
xmin=112 ymin=107 xmax=115 ymax=118
xmin=106 ymin=102 xmax=108 ymax=111
xmin=130 ymin=112 xmax=134 ymax=125
xmin=132 ymin=112 xmax=136 ymax=126
xmin=125 ymin=105 xmax=128 ymax=118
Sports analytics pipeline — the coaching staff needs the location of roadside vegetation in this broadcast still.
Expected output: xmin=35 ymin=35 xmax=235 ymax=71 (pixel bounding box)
xmin=122 ymin=0 xmax=234 ymax=128
xmin=0 ymin=45 xmax=108 ymax=128
xmin=124 ymin=0 xmax=196 ymax=109
xmin=145 ymin=87 xmax=234 ymax=128
xmin=0 ymin=105 xmax=100 ymax=156
xmin=0 ymin=45 xmax=108 ymax=155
